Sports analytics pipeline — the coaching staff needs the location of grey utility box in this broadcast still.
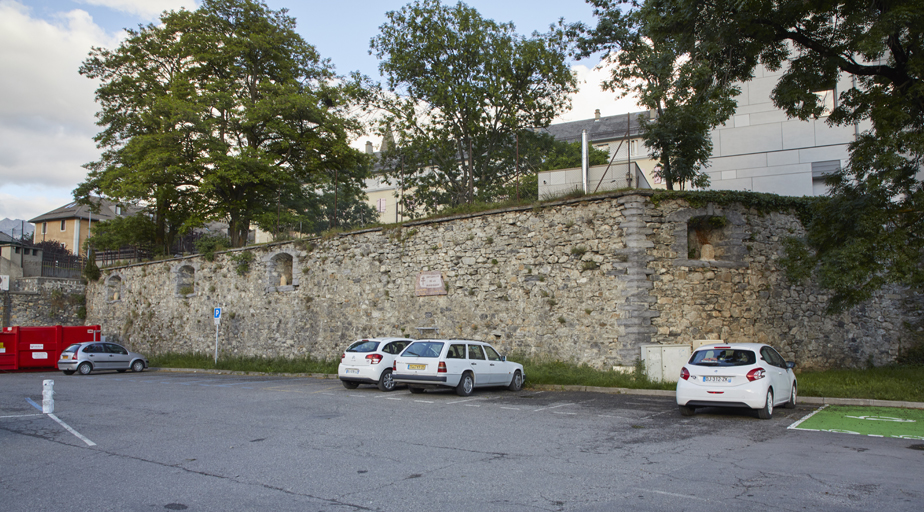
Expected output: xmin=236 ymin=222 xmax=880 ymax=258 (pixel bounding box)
xmin=641 ymin=344 xmax=692 ymax=383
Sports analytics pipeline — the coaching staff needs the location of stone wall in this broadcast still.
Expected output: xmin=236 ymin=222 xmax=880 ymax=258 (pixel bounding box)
xmin=1 ymin=277 xmax=87 ymax=328
xmin=85 ymin=192 xmax=922 ymax=370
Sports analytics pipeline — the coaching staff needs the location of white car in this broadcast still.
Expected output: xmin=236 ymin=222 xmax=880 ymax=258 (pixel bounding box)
xmin=338 ymin=337 xmax=413 ymax=391
xmin=676 ymin=343 xmax=797 ymax=419
xmin=392 ymin=339 xmax=525 ymax=396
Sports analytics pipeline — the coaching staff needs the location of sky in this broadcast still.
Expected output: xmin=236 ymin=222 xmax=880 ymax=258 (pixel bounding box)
xmin=0 ymin=0 xmax=639 ymax=224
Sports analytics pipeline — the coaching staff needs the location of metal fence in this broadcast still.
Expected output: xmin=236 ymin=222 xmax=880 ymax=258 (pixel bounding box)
xmin=41 ymin=251 xmax=84 ymax=279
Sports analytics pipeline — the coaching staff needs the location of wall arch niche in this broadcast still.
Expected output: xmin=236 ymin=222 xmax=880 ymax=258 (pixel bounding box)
xmin=687 ymin=215 xmax=728 ymax=261
xmin=667 ymin=207 xmax=748 ymax=268
xmin=106 ymin=274 xmax=123 ymax=303
xmin=265 ymin=251 xmax=299 ymax=292
xmin=174 ymin=264 xmax=197 ymax=297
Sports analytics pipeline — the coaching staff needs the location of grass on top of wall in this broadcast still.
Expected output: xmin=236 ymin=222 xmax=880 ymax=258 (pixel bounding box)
xmin=149 ymin=352 xmax=338 ymax=375
xmin=796 ymin=365 xmax=924 ymax=402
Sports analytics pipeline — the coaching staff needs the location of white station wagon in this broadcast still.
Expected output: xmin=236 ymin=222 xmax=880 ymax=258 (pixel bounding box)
xmin=392 ymin=339 xmax=525 ymax=396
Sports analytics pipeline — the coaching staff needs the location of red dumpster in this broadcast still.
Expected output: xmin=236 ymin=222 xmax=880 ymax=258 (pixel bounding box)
xmin=0 ymin=325 xmax=101 ymax=371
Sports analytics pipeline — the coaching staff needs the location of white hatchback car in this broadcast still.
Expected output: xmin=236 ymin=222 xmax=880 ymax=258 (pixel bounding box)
xmin=338 ymin=337 xmax=413 ymax=391
xmin=392 ymin=339 xmax=525 ymax=396
xmin=676 ymin=343 xmax=797 ymax=419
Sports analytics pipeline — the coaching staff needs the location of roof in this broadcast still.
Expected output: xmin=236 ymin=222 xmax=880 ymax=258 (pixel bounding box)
xmin=540 ymin=111 xmax=651 ymax=144
xmin=28 ymin=197 xmax=139 ymax=224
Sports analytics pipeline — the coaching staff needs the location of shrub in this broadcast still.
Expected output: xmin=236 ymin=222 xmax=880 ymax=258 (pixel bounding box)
xmin=195 ymin=234 xmax=231 ymax=261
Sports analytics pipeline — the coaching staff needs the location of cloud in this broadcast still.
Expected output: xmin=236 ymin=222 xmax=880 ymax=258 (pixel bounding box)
xmin=555 ymin=61 xmax=643 ymax=123
xmin=0 ymin=1 xmax=123 ymax=217
xmin=80 ymin=0 xmax=197 ymax=19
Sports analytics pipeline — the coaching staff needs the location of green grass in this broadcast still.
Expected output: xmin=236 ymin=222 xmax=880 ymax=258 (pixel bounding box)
xmin=149 ymin=351 xmax=924 ymax=401
xmin=149 ymin=352 xmax=338 ymax=375
xmin=512 ymin=355 xmax=676 ymax=391
xmin=796 ymin=365 xmax=924 ymax=402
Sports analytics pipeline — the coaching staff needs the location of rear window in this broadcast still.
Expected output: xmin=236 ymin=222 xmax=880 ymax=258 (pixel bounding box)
xmin=346 ymin=340 xmax=379 ymax=353
xmin=62 ymin=344 xmax=81 ymax=353
xmin=689 ymin=348 xmax=756 ymax=367
xmin=402 ymin=342 xmax=444 ymax=358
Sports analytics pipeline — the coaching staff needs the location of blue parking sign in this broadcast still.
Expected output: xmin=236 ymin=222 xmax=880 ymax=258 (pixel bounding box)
xmin=213 ymin=307 xmax=221 ymax=322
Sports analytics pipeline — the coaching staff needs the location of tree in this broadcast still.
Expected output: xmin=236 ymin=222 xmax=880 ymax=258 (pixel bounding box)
xmin=370 ymin=0 xmax=577 ymax=214
xmin=595 ymin=0 xmax=924 ymax=311
xmin=78 ymin=0 xmax=368 ymax=248
xmin=571 ymin=1 xmax=738 ymax=190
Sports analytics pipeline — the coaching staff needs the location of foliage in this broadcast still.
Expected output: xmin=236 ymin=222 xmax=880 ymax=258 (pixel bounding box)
xmin=370 ymin=0 xmax=578 ymax=214
xmin=511 ymin=354 xmax=674 ymax=390
xmin=585 ymin=0 xmax=924 ymax=311
xmin=571 ymin=1 xmax=738 ymax=190
xmin=229 ymin=251 xmax=255 ymax=276
xmin=797 ymin=365 xmax=924 ymax=402
xmin=534 ymin=136 xmax=610 ymax=172
xmin=83 ymin=250 xmax=101 ymax=282
xmin=84 ymin=213 xmax=158 ymax=254
xmin=78 ymin=0 xmax=369 ymax=249
xmin=194 ymin=233 xmax=230 ymax=262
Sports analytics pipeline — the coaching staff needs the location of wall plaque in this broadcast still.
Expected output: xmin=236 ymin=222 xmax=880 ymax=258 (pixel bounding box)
xmin=415 ymin=271 xmax=447 ymax=296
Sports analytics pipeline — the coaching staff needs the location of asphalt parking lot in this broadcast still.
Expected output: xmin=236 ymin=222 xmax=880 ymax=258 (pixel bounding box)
xmin=2 ymin=370 xmax=922 ymax=512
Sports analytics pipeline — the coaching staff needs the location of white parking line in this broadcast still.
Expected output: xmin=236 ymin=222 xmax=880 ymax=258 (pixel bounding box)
xmin=499 ymin=407 xmax=520 ymax=411
xmin=552 ymin=411 xmax=577 ymax=415
xmin=48 ymin=413 xmax=96 ymax=447
xmin=532 ymin=403 xmax=574 ymax=412
xmin=386 ymin=397 xmax=403 ymax=400
xmin=0 ymin=413 xmax=43 ymax=419
xmin=464 ymin=404 xmax=481 ymax=407
xmin=413 ymin=400 xmax=434 ymax=404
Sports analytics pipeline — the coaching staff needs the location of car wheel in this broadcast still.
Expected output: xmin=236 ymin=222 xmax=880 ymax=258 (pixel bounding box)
xmin=784 ymin=383 xmax=797 ymax=409
xmin=757 ymin=389 xmax=774 ymax=419
xmin=77 ymin=362 xmax=92 ymax=375
xmin=679 ymin=405 xmax=696 ymax=417
xmin=507 ymin=370 xmax=523 ymax=391
xmin=131 ymin=360 xmax=145 ymax=373
xmin=62 ymin=370 xmax=75 ymax=375
xmin=341 ymin=380 xmax=359 ymax=389
xmin=456 ymin=372 xmax=474 ymax=397
xmin=408 ymin=386 xmax=425 ymax=394
xmin=377 ymin=368 xmax=395 ymax=392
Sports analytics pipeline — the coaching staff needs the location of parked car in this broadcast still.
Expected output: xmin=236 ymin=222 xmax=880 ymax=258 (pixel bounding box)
xmin=338 ymin=337 xmax=413 ymax=391
xmin=57 ymin=342 xmax=148 ymax=375
xmin=676 ymin=343 xmax=796 ymax=419
xmin=392 ymin=339 xmax=525 ymax=396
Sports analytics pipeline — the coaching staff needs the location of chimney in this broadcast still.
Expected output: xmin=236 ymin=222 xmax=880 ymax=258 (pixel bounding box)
xmin=594 ymin=109 xmax=601 ymax=121
xmin=365 ymin=141 xmax=374 ymax=154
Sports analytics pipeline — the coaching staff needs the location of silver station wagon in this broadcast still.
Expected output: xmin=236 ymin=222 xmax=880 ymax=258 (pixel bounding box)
xmin=392 ymin=339 xmax=525 ymax=396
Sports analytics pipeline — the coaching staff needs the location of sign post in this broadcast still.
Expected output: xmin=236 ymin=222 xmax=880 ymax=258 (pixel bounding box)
xmin=213 ymin=307 xmax=221 ymax=364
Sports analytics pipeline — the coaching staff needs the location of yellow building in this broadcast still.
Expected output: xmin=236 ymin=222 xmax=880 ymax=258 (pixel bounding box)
xmin=29 ymin=198 xmax=127 ymax=256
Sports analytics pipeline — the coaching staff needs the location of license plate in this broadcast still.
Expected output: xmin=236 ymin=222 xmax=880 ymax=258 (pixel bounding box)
xmin=345 ymin=369 xmax=359 ymax=374
xmin=408 ymin=364 xmax=426 ymax=370
xmin=61 ymin=355 xmax=70 ymax=360
xmin=703 ymin=376 xmax=731 ymax=383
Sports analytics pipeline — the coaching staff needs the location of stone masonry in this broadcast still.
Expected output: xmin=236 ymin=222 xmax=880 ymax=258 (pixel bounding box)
xmin=84 ymin=192 xmax=922 ymax=370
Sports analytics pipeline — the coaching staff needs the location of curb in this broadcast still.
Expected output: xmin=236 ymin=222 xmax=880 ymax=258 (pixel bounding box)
xmin=150 ymin=368 xmax=924 ymax=409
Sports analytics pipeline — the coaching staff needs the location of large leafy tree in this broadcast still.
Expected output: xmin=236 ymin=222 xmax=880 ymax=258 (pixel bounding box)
xmin=370 ymin=0 xmax=577 ymax=214
xmin=579 ymin=0 xmax=924 ymax=311
xmin=78 ymin=0 xmax=368 ymax=249
xmin=571 ymin=1 xmax=738 ymax=190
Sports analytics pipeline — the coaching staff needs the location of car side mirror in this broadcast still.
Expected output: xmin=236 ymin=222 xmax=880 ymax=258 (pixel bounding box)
xmin=501 ymin=355 xmax=507 ymax=362
xmin=786 ymin=361 xmax=796 ymax=369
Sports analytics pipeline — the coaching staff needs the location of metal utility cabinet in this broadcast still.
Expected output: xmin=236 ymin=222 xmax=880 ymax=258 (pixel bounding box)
xmin=641 ymin=344 xmax=692 ymax=383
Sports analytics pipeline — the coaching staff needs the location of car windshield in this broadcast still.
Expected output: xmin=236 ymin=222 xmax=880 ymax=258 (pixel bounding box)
xmin=402 ymin=342 xmax=444 ymax=358
xmin=689 ymin=348 xmax=756 ymax=367
xmin=346 ymin=340 xmax=380 ymax=353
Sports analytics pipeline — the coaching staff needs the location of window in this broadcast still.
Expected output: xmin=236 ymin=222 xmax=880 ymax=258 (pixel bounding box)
xmin=813 ymin=89 xmax=835 ymax=116
xmin=14 ymin=247 xmax=20 ymax=254
xmin=629 ymin=139 xmax=639 ymax=156
xmin=60 ymin=220 xmax=66 ymax=231
xmin=42 ymin=222 xmax=47 ymax=234
xmin=468 ymin=345 xmax=486 ymax=360
xmin=115 ymin=205 xmax=122 ymax=215
xmin=690 ymin=349 xmax=756 ymax=367
xmin=377 ymin=198 xmax=387 ymax=213
xmin=485 ymin=346 xmax=502 ymax=361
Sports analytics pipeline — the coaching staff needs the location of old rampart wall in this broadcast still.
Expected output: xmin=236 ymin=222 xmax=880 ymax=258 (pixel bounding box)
xmin=84 ymin=192 xmax=921 ymax=370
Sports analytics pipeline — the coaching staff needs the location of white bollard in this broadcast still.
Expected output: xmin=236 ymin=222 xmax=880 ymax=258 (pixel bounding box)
xmin=42 ymin=379 xmax=54 ymax=414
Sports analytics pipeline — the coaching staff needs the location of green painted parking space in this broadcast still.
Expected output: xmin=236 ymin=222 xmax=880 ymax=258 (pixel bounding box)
xmin=789 ymin=405 xmax=924 ymax=440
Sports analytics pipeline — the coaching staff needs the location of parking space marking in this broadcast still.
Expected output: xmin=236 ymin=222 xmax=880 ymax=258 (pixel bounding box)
xmin=532 ymin=402 xmax=575 ymax=412
xmin=48 ymin=413 xmax=96 ymax=447
xmin=552 ymin=411 xmax=577 ymax=415
xmin=464 ymin=404 xmax=481 ymax=407
xmin=386 ymin=397 xmax=403 ymax=400
xmin=0 ymin=414 xmax=43 ymax=419
xmin=635 ymin=488 xmax=714 ymax=503
xmin=178 ymin=380 xmax=215 ymax=386
xmin=499 ymin=407 xmax=520 ymax=411
xmin=413 ymin=400 xmax=434 ymax=404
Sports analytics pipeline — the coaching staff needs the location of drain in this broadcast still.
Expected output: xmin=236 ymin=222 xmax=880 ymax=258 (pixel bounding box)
xmin=165 ymin=504 xmax=188 ymax=511
xmin=908 ymin=444 xmax=924 ymax=451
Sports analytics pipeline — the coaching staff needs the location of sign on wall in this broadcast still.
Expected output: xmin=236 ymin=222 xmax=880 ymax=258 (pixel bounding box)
xmin=415 ymin=271 xmax=447 ymax=297
xmin=0 ymin=275 xmax=8 ymax=291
